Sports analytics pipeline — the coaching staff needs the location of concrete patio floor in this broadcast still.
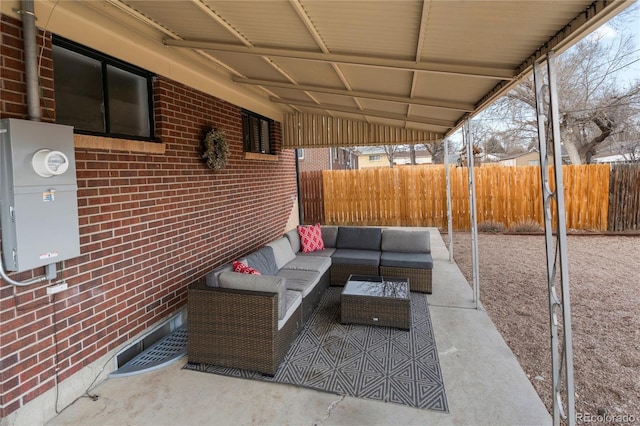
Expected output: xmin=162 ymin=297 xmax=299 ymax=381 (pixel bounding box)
xmin=47 ymin=228 xmax=550 ymax=426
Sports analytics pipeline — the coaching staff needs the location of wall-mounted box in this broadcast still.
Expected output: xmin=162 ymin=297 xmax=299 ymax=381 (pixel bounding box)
xmin=0 ymin=119 xmax=80 ymax=272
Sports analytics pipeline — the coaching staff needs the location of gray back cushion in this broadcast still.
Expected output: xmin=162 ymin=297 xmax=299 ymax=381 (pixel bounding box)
xmin=284 ymin=229 xmax=301 ymax=253
xmin=266 ymin=237 xmax=296 ymax=270
xmin=336 ymin=227 xmax=382 ymax=250
xmin=244 ymin=246 xmax=279 ymax=276
xmin=381 ymin=229 xmax=431 ymax=253
xmin=321 ymin=226 xmax=338 ymax=248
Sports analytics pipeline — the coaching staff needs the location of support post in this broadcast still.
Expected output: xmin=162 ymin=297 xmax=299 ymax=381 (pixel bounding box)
xmin=463 ymin=120 xmax=480 ymax=309
xmin=444 ymin=138 xmax=453 ymax=263
xmin=533 ymin=52 xmax=576 ymax=426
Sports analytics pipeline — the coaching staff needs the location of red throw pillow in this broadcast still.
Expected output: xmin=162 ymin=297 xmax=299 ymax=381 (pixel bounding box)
xmin=232 ymin=260 xmax=261 ymax=275
xmin=297 ymin=224 xmax=325 ymax=253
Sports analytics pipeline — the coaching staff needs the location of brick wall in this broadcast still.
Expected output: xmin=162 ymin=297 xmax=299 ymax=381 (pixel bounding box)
xmin=298 ymin=148 xmax=331 ymax=172
xmin=0 ymin=14 xmax=297 ymax=419
xmin=0 ymin=15 xmax=56 ymax=122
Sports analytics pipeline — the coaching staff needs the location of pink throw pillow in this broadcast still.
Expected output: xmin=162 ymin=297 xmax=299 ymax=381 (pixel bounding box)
xmin=297 ymin=224 xmax=325 ymax=253
xmin=232 ymin=260 xmax=261 ymax=275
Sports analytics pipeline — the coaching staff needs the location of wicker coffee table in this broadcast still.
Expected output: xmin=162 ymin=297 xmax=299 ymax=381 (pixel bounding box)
xmin=341 ymin=275 xmax=411 ymax=330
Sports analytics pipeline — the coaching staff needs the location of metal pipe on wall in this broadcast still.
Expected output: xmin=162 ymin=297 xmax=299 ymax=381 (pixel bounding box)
xmin=21 ymin=0 xmax=41 ymax=121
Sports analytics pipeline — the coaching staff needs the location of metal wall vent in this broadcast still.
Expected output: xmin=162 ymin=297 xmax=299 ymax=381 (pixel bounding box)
xmin=110 ymin=309 xmax=187 ymax=378
xmin=110 ymin=326 xmax=187 ymax=377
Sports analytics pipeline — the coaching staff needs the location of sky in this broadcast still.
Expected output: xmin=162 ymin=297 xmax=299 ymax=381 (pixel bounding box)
xmin=589 ymin=2 xmax=640 ymax=84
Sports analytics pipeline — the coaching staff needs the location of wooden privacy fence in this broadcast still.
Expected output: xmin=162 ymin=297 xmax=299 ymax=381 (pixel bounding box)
xmin=302 ymin=164 xmax=614 ymax=231
xmin=608 ymin=164 xmax=640 ymax=231
xmin=300 ymin=170 xmax=324 ymax=224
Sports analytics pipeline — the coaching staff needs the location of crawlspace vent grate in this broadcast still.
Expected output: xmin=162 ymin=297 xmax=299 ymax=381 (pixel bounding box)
xmin=110 ymin=326 xmax=188 ymax=378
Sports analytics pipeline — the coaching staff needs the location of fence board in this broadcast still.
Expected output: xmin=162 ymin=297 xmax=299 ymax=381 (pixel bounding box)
xmin=608 ymin=164 xmax=640 ymax=231
xmin=299 ymin=171 xmax=324 ymax=224
xmin=302 ymin=164 xmax=618 ymax=231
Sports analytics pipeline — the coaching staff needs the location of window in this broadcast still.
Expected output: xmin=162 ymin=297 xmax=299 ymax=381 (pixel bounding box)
xmin=297 ymin=149 xmax=304 ymax=159
xmin=242 ymin=109 xmax=273 ymax=154
xmin=369 ymin=154 xmax=381 ymax=161
xmin=52 ymin=36 xmax=154 ymax=140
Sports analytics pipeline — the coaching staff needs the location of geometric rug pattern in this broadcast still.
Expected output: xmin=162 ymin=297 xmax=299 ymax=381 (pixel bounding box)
xmin=184 ymin=287 xmax=448 ymax=412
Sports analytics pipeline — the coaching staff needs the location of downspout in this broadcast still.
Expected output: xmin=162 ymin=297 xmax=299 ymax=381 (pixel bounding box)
xmin=22 ymin=0 xmax=42 ymax=121
xmin=295 ymin=149 xmax=304 ymax=224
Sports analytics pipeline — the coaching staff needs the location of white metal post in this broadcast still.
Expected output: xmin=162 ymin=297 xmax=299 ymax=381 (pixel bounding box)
xmin=463 ymin=120 xmax=480 ymax=309
xmin=444 ymin=138 xmax=453 ymax=263
xmin=533 ymin=52 xmax=576 ymax=426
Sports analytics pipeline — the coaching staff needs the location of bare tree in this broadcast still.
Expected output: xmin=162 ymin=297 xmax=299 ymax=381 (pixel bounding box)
xmin=382 ymin=145 xmax=402 ymax=167
xmin=491 ymin=6 xmax=640 ymax=164
xmin=423 ymin=139 xmax=459 ymax=164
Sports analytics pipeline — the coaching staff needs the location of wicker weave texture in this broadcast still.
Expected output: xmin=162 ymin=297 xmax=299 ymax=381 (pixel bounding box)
xmin=331 ymin=264 xmax=378 ymax=285
xmin=341 ymin=294 xmax=411 ymax=330
xmin=380 ymin=266 xmax=432 ymax=293
xmin=188 ymin=281 xmax=301 ymax=375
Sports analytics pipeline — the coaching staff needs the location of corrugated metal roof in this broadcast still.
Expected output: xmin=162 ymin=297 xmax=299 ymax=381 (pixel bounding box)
xmin=115 ymin=0 xmax=633 ymax=147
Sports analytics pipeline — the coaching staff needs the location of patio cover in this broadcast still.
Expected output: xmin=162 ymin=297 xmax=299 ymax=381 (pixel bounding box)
xmin=99 ymin=0 xmax=634 ymax=148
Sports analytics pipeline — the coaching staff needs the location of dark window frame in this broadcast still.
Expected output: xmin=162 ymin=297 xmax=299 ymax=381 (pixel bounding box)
xmin=52 ymin=35 xmax=156 ymax=142
xmin=241 ymin=109 xmax=274 ymax=155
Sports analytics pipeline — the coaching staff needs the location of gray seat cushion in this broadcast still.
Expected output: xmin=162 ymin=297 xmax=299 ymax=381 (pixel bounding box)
xmin=276 ymin=269 xmax=322 ymax=297
xmin=380 ymin=252 xmax=433 ymax=269
xmin=297 ymin=247 xmax=336 ymax=258
xmin=381 ymin=229 xmax=431 ymax=253
xmin=331 ymin=249 xmax=381 ymax=266
xmin=282 ymin=256 xmax=331 ymax=274
xmin=279 ymin=290 xmax=302 ymax=330
xmin=244 ymin=246 xmax=279 ymax=276
xmin=336 ymin=227 xmax=382 ymax=250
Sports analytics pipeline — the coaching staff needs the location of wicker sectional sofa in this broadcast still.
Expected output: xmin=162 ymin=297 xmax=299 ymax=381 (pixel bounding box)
xmin=188 ymin=226 xmax=433 ymax=375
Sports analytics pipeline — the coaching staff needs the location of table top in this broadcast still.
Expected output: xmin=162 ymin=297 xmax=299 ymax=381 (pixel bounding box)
xmin=343 ymin=275 xmax=410 ymax=300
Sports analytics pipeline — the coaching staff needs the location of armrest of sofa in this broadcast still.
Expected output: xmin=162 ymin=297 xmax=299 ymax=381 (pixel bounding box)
xmin=187 ymin=279 xmax=298 ymax=374
xmin=218 ymin=271 xmax=287 ymax=320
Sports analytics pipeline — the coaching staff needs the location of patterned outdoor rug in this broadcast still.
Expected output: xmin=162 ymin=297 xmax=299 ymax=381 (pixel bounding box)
xmin=184 ymin=287 xmax=448 ymax=412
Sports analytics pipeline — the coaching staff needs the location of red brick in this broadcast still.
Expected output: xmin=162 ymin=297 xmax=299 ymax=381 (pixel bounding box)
xmin=1 ymin=15 xmax=296 ymax=418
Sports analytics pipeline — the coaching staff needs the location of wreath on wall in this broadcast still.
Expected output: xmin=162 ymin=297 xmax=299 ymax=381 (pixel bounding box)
xmin=201 ymin=127 xmax=229 ymax=170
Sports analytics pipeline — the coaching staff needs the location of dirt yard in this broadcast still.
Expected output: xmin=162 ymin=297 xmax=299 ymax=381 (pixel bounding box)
xmin=450 ymin=232 xmax=639 ymax=420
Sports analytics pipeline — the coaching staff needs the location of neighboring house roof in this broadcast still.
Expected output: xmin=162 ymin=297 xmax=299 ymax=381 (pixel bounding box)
xmin=593 ymin=140 xmax=640 ymax=162
xmin=354 ymin=145 xmax=431 ymax=156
